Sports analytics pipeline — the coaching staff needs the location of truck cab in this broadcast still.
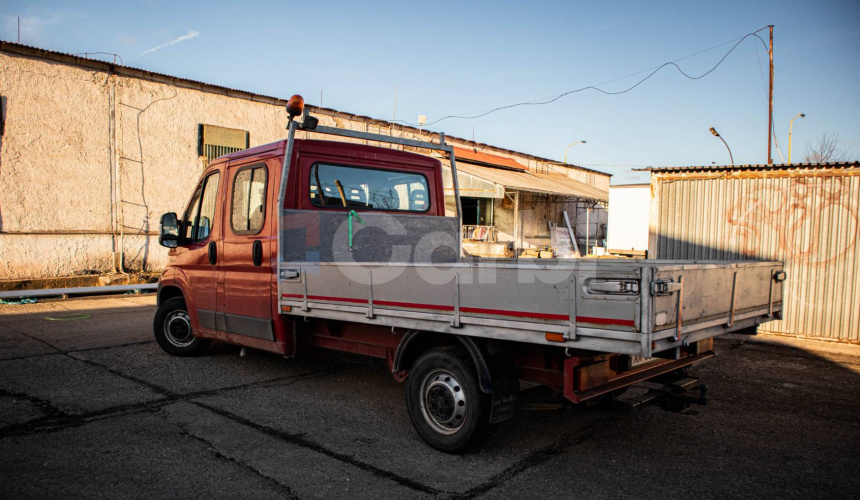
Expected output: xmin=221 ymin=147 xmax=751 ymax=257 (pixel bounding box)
xmin=157 ymin=138 xmax=446 ymax=357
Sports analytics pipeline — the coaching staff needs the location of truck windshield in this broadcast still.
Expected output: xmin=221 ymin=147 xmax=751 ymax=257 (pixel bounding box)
xmin=309 ymin=163 xmax=429 ymax=212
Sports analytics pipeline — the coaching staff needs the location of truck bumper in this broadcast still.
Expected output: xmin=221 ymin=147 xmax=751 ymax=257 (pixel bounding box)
xmin=611 ymin=375 xmax=708 ymax=414
xmin=563 ymin=350 xmax=715 ymax=404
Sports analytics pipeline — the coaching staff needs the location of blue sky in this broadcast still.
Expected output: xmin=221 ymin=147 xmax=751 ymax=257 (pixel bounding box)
xmin=3 ymin=0 xmax=859 ymax=184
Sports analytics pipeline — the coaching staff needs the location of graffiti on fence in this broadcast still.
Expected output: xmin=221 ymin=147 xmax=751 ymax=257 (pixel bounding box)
xmin=727 ymin=176 xmax=858 ymax=266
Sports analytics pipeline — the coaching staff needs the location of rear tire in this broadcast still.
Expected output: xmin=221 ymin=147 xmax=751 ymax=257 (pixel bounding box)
xmin=406 ymin=347 xmax=491 ymax=453
xmin=153 ymin=297 xmax=210 ymax=356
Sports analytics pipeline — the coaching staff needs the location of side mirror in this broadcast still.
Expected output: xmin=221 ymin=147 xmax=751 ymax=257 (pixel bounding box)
xmin=159 ymin=212 xmax=180 ymax=248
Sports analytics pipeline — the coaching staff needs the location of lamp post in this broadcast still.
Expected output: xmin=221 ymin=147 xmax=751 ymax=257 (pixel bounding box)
xmin=709 ymin=127 xmax=734 ymax=165
xmin=788 ymin=113 xmax=805 ymax=164
xmin=564 ymin=140 xmax=586 ymax=164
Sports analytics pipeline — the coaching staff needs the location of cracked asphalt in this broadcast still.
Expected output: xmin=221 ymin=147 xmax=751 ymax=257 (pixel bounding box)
xmin=1 ymin=295 xmax=858 ymax=499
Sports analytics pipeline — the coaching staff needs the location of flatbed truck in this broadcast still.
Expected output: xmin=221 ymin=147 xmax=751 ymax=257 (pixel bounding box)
xmin=155 ymin=96 xmax=785 ymax=452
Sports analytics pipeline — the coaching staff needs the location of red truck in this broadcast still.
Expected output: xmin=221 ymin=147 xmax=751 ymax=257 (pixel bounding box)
xmin=156 ymin=96 xmax=785 ymax=452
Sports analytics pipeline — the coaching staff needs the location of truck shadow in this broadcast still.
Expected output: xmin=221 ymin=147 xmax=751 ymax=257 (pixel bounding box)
xmin=2 ymin=297 xmax=857 ymax=497
xmin=184 ymin=334 xmax=860 ymax=496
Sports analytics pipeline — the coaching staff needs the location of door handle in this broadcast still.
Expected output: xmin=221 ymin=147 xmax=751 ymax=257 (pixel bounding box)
xmin=208 ymin=241 xmax=217 ymax=265
xmin=252 ymin=240 xmax=263 ymax=266
xmin=280 ymin=269 xmax=300 ymax=279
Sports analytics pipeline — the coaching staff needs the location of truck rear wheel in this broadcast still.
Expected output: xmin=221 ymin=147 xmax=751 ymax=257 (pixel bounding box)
xmin=406 ymin=347 xmax=491 ymax=453
xmin=153 ymin=297 xmax=210 ymax=356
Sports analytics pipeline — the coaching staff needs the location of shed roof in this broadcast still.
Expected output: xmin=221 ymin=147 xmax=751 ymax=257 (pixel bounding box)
xmin=639 ymin=161 xmax=859 ymax=173
xmin=443 ymin=160 xmax=608 ymax=202
xmin=531 ymin=172 xmax=609 ymax=202
xmin=452 ymin=147 xmax=526 ymax=172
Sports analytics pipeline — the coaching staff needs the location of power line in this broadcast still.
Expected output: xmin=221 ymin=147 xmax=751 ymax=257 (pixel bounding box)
xmin=399 ymin=26 xmax=773 ymax=128
xmin=753 ymin=39 xmax=770 ymax=99
xmin=421 ymin=34 xmax=750 ymax=120
xmin=74 ymin=52 xmax=125 ymax=66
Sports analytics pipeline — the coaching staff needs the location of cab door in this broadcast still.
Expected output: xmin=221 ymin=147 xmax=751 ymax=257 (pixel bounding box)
xmin=172 ymin=167 xmax=223 ymax=334
xmin=216 ymin=158 xmax=274 ymax=341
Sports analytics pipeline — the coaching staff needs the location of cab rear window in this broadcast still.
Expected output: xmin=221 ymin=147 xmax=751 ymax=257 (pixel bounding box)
xmin=309 ymin=163 xmax=429 ymax=212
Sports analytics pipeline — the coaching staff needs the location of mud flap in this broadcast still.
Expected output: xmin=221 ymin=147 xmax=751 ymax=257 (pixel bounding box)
xmin=488 ymin=382 xmax=518 ymax=424
xmin=486 ymin=344 xmax=519 ymax=424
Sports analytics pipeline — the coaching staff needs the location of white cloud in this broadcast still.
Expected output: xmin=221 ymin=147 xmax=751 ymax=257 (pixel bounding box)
xmin=138 ymin=29 xmax=199 ymax=57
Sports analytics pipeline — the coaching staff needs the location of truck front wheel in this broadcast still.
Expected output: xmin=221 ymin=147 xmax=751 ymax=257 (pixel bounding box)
xmin=406 ymin=347 xmax=491 ymax=453
xmin=153 ymin=297 xmax=210 ymax=356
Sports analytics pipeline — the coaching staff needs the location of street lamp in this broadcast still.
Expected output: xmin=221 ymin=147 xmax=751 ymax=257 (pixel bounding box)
xmin=788 ymin=113 xmax=805 ymax=164
xmin=564 ymin=140 xmax=586 ymax=164
xmin=709 ymin=127 xmax=734 ymax=165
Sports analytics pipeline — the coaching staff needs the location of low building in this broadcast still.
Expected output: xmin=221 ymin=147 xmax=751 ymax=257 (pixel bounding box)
xmin=0 ymin=41 xmax=609 ymax=282
xmin=648 ymin=162 xmax=860 ymax=343
xmin=606 ymin=184 xmax=649 ymax=257
xmin=444 ymin=148 xmax=608 ymax=257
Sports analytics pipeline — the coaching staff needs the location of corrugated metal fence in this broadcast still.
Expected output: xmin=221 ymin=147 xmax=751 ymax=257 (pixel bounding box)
xmin=650 ymin=164 xmax=860 ymax=342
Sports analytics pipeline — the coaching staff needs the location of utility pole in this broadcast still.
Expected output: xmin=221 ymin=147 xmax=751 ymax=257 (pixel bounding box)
xmin=767 ymin=25 xmax=774 ymax=164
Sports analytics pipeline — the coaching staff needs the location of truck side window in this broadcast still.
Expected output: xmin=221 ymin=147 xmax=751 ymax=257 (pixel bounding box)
xmin=183 ymin=171 xmax=221 ymax=243
xmin=309 ymin=163 xmax=429 ymax=212
xmin=231 ymin=164 xmax=268 ymax=234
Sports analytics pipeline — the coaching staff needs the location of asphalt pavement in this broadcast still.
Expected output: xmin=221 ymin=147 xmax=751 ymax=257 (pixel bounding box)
xmin=1 ymin=295 xmax=858 ymax=499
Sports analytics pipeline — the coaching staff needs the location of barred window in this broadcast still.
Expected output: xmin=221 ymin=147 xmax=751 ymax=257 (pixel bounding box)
xmin=198 ymin=124 xmax=249 ymax=163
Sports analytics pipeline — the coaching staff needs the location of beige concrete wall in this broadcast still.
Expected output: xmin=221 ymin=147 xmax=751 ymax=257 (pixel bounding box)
xmin=0 ymin=51 xmax=298 ymax=278
xmin=0 ymin=49 xmax=610 ymax=279
xmin=1 ymin=54 xmax=116 ymax=278
xmin=111 ymin=72 xmax=292 ymax=274
xmin=0 ymin=57 xmax=112 ymax=233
